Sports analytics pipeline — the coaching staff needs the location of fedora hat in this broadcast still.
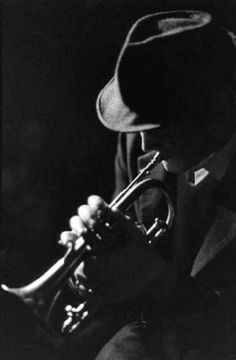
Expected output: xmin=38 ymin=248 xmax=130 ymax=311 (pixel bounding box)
xmin=96 ymin=10 xmax=235 ymax=132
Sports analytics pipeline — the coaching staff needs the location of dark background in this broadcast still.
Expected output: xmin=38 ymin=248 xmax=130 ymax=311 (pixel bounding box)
xmin=1 ymin=1 xmax=236 ymax=359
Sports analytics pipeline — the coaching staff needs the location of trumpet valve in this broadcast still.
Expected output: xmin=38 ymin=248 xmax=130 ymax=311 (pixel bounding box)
xmin=62 ymin=301 xmax=88 ymax=333
xmin=147 ymin=218 xmax=168 ymax=244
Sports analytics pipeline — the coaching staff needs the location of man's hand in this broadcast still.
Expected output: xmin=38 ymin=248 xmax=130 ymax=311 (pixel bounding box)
xmin=60 ymin=195 xmax=176 ymax=305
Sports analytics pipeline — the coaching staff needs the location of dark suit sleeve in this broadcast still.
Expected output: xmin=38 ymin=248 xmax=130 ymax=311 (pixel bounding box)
xmin=146 ymin=240 xmax=236 ymax=358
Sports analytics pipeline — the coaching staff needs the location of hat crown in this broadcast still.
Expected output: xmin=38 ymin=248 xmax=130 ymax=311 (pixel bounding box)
xmin=116 ymin=11 xmax=235 ymax=120
xmin=97 ymin=10 xmax=235 ymax=132
xmin=125 ymin=11 xmax=211 ymax=44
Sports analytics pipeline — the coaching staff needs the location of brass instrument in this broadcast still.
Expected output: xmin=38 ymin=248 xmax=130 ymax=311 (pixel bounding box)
xmin=1 ymin=151 xmax=174 ymax=334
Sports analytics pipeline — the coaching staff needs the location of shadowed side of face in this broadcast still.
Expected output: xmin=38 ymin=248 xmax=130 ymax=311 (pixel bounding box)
xmin=140 ymin=95 xmax=236 ymax=173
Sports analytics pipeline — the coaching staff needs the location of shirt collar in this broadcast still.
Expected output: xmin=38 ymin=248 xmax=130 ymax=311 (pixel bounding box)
xmin=190 ymin=131 xmax=236 ymax=184
xmin=203 ymin=131 xmax=236 ymax=181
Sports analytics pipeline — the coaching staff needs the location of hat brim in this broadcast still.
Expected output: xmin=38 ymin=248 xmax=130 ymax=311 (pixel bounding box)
xmin=96 ymin=77 xmax=161 ymax=132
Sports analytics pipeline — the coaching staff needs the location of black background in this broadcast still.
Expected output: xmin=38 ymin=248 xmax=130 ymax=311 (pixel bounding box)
xmin=1 ymin=1 xmax=236 ymax=359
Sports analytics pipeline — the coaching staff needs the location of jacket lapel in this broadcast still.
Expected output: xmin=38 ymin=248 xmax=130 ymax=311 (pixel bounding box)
xmin=191 ymin=151 xmax=236 ymax=277
xmin=191 ymin=206 xmax=236 ymax=276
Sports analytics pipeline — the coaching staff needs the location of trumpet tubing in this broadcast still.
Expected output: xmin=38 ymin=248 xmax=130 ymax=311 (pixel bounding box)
xmin=1 ymin=151 xmax=174 ymax=334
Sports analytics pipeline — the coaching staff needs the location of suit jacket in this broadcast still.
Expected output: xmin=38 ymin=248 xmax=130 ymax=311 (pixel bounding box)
xmin=114 ymin=132 xmax=236 ymax=358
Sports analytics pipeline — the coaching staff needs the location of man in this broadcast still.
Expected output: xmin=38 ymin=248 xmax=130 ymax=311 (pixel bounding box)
xmin=61 ymin=10 xmax=236 ymax=359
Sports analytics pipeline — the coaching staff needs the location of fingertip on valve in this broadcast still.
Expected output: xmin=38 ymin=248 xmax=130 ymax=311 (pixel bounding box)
xmin=87 ymin=195 xmax=108 ymax=214
xmin=59 ymin=231 xmax=78 ymax=247
xmin=70 ymin=215 xmax=88 ymax=236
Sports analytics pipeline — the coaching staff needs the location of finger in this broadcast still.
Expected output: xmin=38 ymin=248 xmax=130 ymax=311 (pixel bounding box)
xmin=87 ymin=195 xmax=124 ymax=236
xmin=87 ymin=195 xmax=108 ymax=219
xmin=59 ymin=231 xmax=78 ymax=247
xmin=78 ymin=204 xmax=98 ymax=229
xmin=70 ymin=215 xmax=88 ymax=237
xmin=70 ymin=215 xmax=96 ymax=249
xmin=87 ymin=197 xmax=119 ymax=246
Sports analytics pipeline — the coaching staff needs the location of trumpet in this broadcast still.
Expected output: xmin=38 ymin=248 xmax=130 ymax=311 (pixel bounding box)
xmin=1 ymin=151 xmax=174 ymax=334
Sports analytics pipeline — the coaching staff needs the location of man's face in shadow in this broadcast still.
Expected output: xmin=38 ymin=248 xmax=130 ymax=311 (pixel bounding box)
xmin=140 ymin=111 xmax=233 ymax=173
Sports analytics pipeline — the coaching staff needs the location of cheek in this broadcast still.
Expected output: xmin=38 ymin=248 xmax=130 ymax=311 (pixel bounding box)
xmin=162 ymin=131 xmax=203 ymax=171
xmin=167 ymin=125 xmax=203 ymax=154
